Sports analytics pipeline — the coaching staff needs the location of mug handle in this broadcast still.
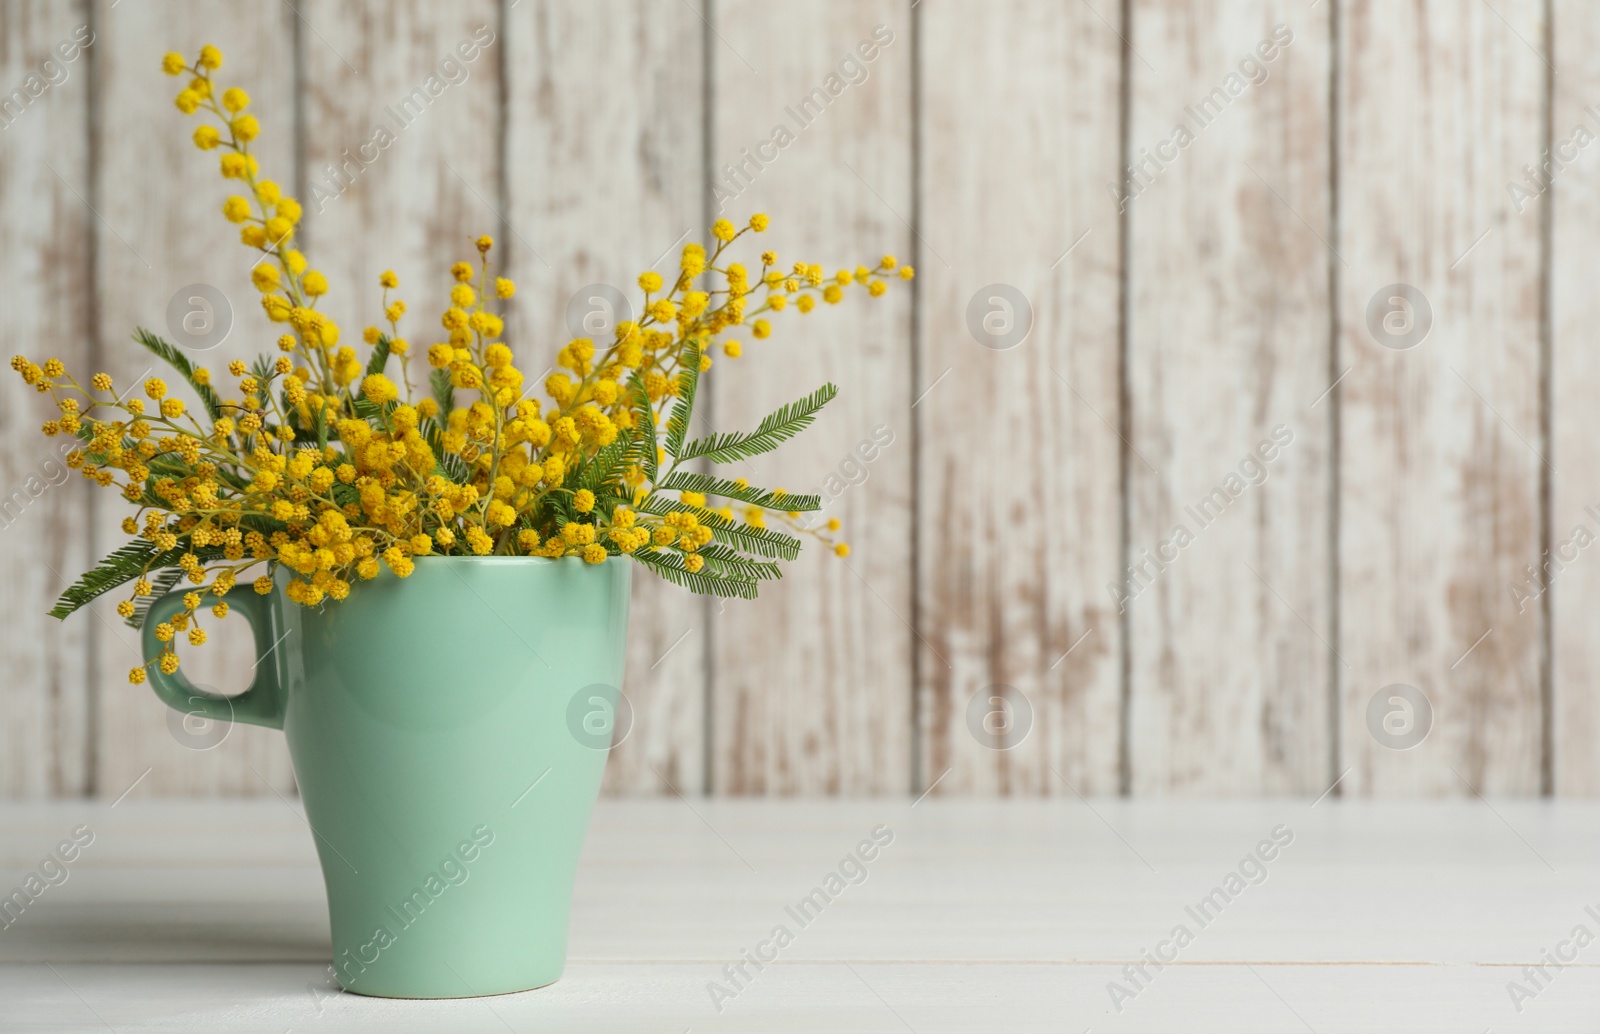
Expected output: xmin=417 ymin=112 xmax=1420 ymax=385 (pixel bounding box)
xmin=141 ymin=588 xmax=287 ymax=730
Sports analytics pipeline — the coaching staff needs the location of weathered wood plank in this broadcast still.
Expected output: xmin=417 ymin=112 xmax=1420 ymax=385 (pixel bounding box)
xmin=707 ymin=0 xmax=914 ymax=794
xmin=1551 ymin=0 xmax=1600 ymax=795
xmin=91 ymin=0 xmax=299 ymax=797
xmin=1338 ymin=0 xmax=1545 ymax=794
xmin=0 ymin=0 xmax=95 ymax=796
xmin=1124 ymin=2 xmax=1333 ymax=793
xmin=502 ymin=0 xmax=709 ymax=794
xmin=916 ymin=0 xmax=1124 ymax=795
xmin=299 ymin=1 xmax=501 ymax=320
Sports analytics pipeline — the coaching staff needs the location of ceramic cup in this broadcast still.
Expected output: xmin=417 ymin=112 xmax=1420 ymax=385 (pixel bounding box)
xmin=142 ymin=555 xmax=630 ymax=998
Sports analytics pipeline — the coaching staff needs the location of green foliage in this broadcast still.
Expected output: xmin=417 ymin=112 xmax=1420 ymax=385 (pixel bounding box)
xmin=366 ymin=334 xmax=392 ymax=377
xmin=433 ymin=449 xmax=469 ymax=483
xmin=694 ymin=542 xmax=782 ymax=582
xmin=663 ymin=342 xmax=700 ymax=459
xmin=627 ymin=374 xmax=660 ymax=481
xmin=248 ymin=355 xmax=277 ymax=386
xmin=50 ymin=539 xmax=225 ymax=622
xmin=655 ymin=470 xmax=821 ymax=512
xmin=639 ymin=496 xmax=803 ymax=561
xmin=430 ymin=367 xmax=455 ymax=417
xmin=621 ymin=359 xmax=839 ymax=598
xmin=133 ymin=328 xmax=225 ymax=421
xmin=573 ymin=437 xmax=632 ymax=497
xmin=677 ymin=382 xmax=836 ymax=464
xmin=632 ymin=545 xmax=759 ymax=599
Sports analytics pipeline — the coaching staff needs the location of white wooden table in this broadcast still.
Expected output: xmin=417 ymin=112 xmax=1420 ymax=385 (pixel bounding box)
xmin=2 ymin=798 xmax=1597 ymax=1031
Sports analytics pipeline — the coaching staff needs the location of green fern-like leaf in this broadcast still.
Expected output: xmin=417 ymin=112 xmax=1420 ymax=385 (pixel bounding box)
xmin=663 ymin=342 xmax=700 ymax=459
xmin=132 ymin=328 xmax=224 ymax=421
xmin=639 ymin=497 xmax=803 ymax=561
xmin=366 ymin=334 xmax=392 ymax=377
xmin=655 ymin=470 xmax=821 ymax=512
xmin=694 ymin=542 xmax=782 ymax=581
xmin=49 ymin=539 xmax=224 ymax=621
xmin=433 ymin=449 xmax=470 ymax=484
xmin=631 ymin=546 xmax=759 ymax=599
xmin=574 ymin=437 xmax=631 ymax=496
xmin=616 ymin=415 xmax=657 ymax=478
xmin=249 ymin=355 xmax=277 ymax=385
xmin=677 ymin=382 xmax=836 ymax=464
xmin=430 ymin=367 xmax=455 ymax=417
xmin=627 ymin=373 xmax=660 ymax=481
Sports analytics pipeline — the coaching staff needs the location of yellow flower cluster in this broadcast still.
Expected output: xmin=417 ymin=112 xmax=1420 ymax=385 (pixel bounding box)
xmin=20 ymin=45 xmax=910 ymax=683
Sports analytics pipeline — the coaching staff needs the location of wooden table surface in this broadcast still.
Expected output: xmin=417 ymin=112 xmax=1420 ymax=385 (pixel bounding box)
xmin=2 ymin=798 xmax=1597 ymax=1032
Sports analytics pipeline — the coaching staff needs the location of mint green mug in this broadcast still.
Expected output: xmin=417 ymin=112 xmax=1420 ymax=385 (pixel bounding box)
xmin=142 ymin=556 xmax=630 ymax=998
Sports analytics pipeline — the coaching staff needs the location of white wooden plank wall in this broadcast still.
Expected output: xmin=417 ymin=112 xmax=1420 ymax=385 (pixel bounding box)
xmin=916 ymin=0 xmax=1123 ymax=797
xmin=1124 ymin=0 xmax=1333 ymax=794
xmin=0 ymin=0 xmax=94 ymax=796
xmin=1338 ymin=0 xmax=1546 ymax=796
xmin=710 ymin=0 xmax=915 ymax=794
xmin=1554 ymin=0 xmax=1600 ymax=794
xmin=0 ymin=0 xmax=1586 ymax=797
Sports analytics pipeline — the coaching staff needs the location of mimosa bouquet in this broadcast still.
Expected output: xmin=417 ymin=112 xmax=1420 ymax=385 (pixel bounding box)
xmin=10 ymin=44 xmax=911 ymax=685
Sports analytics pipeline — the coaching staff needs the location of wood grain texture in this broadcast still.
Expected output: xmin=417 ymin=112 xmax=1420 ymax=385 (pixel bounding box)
xmin=10 ymin=799 xmax=1600 ymax=1031
xmin=1338 ymin=0 xmax=1546 ymax=795
xmin=0 ymin=0 xmax=95 ymax=796
xmin=91 ymin=0 xmax=298 ymax=797
xmin=915 ymin=0 xmax=1124 ymax=796
xmin=1 ymin=2 xmax=1582 ymax=800
xmin=1551 ymin=0 xmax=1600 ymax=795
xmin=707 ymin=0 xmax=914 ymax=794
xmin=502 ymin=0 xmax=709 ymax=795
xmin=1124 ymin=2 xmax=1333 ymax=794
xmin=299 ymin=0 xmax=501 ymax=320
